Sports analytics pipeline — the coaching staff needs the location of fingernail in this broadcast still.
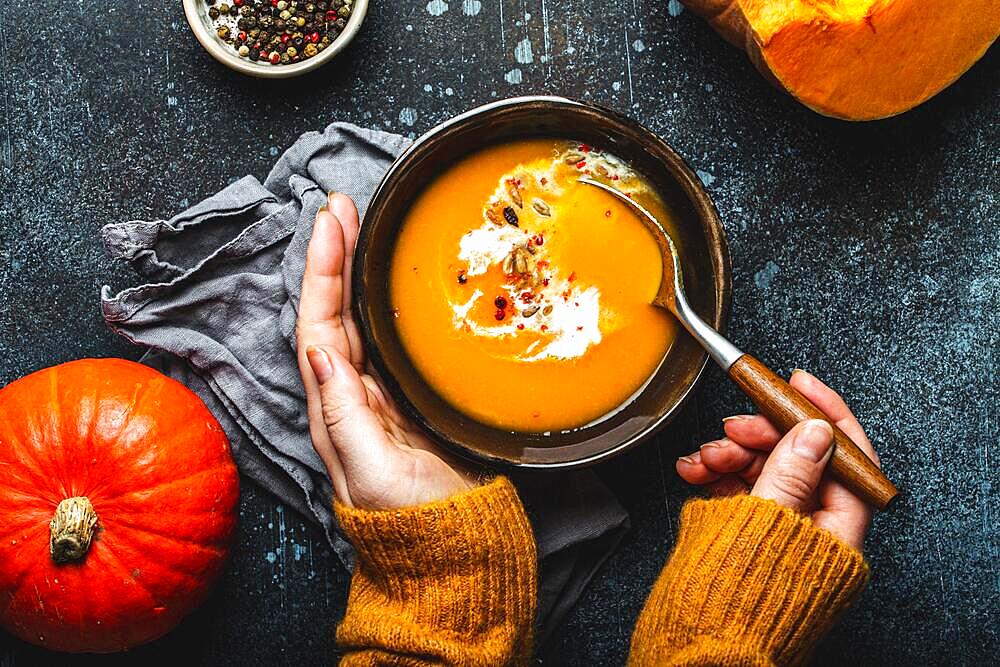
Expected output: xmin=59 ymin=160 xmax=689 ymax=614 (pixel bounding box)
xmin=330 ymin=192 xmax=354 ymax=220
xmin=791 ymin=419 xmax=833 ymax=462
xmin=677 ymin=456 xmax=695 ymax=465
xmin=701 ymin=440 xmax=726 ymax=449
xmin=792 ymin=368 xmax=810 ymax=377
xmin=723 ymin=415 xmax=751 ymax=423
xmin=317 ymin=204 xmax=328 ymax=214
xmin=306 ymin=346 xmax=334 ymax=384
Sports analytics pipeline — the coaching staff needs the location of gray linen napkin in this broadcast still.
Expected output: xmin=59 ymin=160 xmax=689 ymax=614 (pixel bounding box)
xmin=100 ymin=122 xmax=629 ymax=643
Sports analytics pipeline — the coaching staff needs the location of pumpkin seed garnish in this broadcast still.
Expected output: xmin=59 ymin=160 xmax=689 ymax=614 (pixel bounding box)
xmin=503 ymin=206 xmax=519 ymax=226
xmin=506 ymin=181 xmax=523 ymax=208
xmin=564 ymin=151 xmax=584 ymax=164
xmin=485 ymin=207 xmax=501 ymax=226
xmin=524 ymin=242 xmax=537 ymax=255
xmin=502 ymin=254 xmax=515 ymax=275
xmin=542 ymin=304 xmax=553 ymax=316
xmin=514 ymin=252 xmax=529 ymax=274
xmin=521 ymin=305 xmax=540 ymax=318
xmin=595 ymin=164 xmax=610 ymax=178
xmin=532 ymin=198 xmax=551 ymax=217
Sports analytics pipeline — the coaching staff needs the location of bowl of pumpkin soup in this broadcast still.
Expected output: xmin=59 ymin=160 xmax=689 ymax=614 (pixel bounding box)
xmin=354 ymin=97 xmax=731 ymax=467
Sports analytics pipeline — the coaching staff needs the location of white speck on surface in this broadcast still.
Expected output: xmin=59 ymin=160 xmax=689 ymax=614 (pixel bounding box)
xmin=922 ymin=275 xmax=941 ymax=296
xmin=754 ymin=261 xmax=780 ymax=291
xmin=399 ymin=107 xmax=418 ymax=126
xmin=405 ymin=24 xmax=413 ymax=31
xmin=426 ymin=0 xmax=448 ymax=16
xmin=612 ymin=81 xmax=622 ymax=91
xmin=565 ymin=45 xmax=576 ymax=55
xmin=166 ymin=96 xmax=178 ymax=107
xmin=705 ymin=83 xmax=714 ymax=92
xmin=445 ymin=87 xmax=454 ymax=95
xmin=461 ymin=0 xmax=481 ymax=15
xmin=696 ymin=169 xmax=716 ymax=186
xmin=514 ymin=38 xmax=534 ymax=64
xmin=505 ymin=68 xmax=523 ymax=84
xmin=269 ymin=146 xmax=280 ymax=157
xmin=668 ymin=0 xmax=684 ymax=16
xmin=423 ymin=83 xmax=433 ymax=92
xmin=632 ymin=39 xmax=646 ymax=52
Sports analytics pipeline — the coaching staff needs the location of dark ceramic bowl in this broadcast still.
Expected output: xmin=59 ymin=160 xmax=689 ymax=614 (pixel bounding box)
xmin=354 ymin=96 xmax=731 ymax=468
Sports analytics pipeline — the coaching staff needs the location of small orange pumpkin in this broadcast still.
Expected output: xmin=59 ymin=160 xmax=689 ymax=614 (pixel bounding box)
xmin=0 ymin=359 xmax=239 ymax=652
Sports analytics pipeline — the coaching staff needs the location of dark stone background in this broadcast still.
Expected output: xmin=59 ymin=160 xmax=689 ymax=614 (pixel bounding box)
xmin=0 ymin=0 xmax=997 ymax=664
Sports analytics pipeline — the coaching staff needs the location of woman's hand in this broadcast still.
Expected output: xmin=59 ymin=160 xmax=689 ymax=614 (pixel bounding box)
xmin=677 ymin=371 xmax=878 ymax=551
xmin=296 ymin=193 xmax=477 ymax=510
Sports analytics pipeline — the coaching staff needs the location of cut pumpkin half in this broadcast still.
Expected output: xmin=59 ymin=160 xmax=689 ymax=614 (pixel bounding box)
xmin=684 ymin=0 xmax=1000 ymax=120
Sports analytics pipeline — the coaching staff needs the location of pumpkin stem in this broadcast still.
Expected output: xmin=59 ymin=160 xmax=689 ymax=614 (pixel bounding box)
xmin=50 ymin=497 xmax=99 ymax=565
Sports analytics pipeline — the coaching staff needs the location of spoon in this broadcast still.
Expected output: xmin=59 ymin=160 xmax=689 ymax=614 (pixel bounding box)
xmin=579 ymin=177 xmax=898 ymax=509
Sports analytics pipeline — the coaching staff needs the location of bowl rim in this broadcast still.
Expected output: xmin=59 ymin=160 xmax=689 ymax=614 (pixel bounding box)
xmin=181 ymin=0 xmax=369 ymax=79
xmin=354 ymin=95 xmax=733 ymax=469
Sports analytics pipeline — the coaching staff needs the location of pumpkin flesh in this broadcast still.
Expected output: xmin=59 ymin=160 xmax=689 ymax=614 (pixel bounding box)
xmin=683 ymin=0 xmax=1000 ymax=120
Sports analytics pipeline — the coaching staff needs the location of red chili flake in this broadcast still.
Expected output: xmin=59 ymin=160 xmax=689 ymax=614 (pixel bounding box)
xmin=537 ymin=260 xmax=549 ymax=269
xmin=575 ymin=160 xmax=587 ymax=169
xmin=494 ymin=309 xmax=506 ymax=321
xmin=625 ymin=192 xmax=633 ymax=199
xmin=234 ymin=0 xmax=244 ymax=5
xmin=281 ymin=34 xmax=291 ymax=44
xmin=310 ymin=31 xmax=321 ymax=43
xmin=238 ymin=31 xmax=247 ymax=42
xmin=325 ymin=9 xmax=337 ymax=20
xmin=579 ymin=144 xmax=592 ymax=153
xmin=540 ymin=177 xmax=548 ymax=185
xmin=494 ymin=295 xmax=508 ymax=309
xmin=574 ymin=302 xmax=579 ymax=307
xmin=540 ymin=325 xmax=549 ymax=332
xmin=268 ymin=51 xmax=281 ymax=64
xmin=517 ymin=323 xmax=525 ymax=330
xmin=253 ymin=42 xmax=262 ymax=50
xmin=542 ymin=278 xmax=550 ymax=286
xmin=271 ymin=0 xmax=279 ymax=5
xmin=568 ymin=271 xmax=577 ymax=282
xmin=577 ymin=326 xmax=583 ymax=331
xmin=605 ymin=210 xmax=612 ymax=218
xmin=520 ymin=291 xmax=533 ymax=303
xmin=533 ymin=233 xmax=544 ymax=246
xmin=612 ymin=175 xmax=620 ymax=181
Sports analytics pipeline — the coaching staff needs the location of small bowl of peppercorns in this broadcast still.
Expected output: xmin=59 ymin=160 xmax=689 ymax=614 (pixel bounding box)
xmin=183 ymin=0 xmax=367 ymax=77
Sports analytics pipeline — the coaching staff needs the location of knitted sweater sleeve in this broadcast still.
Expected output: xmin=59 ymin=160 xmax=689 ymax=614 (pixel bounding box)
xmin=334 ymin=477 xmax=537 ymax=666
xmin=628 ymin=495 xmax=870 ymax=667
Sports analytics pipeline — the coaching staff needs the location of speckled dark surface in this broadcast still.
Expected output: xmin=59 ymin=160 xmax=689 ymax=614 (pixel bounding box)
xmin=1 ymin=0 xmax=997 ymax=664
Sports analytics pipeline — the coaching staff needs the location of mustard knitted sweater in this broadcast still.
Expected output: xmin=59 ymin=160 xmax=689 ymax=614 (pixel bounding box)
xmin=335 ymin=477 xmax=869 ymax=666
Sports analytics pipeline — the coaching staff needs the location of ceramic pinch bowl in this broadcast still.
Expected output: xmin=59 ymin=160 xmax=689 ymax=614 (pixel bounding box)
xmin=182 ymin=0 xmax=369 ymax=78
xmin=354 ymin=96 xmax=732 ymax=469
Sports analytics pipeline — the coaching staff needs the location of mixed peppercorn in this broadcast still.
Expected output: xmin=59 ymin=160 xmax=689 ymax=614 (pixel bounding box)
xmin=206 ymin=0 xmax=353 ymax=65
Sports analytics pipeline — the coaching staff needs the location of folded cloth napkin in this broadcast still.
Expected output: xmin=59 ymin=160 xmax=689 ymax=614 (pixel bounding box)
xmin=100 ymin=122 xmax=630 ymax=643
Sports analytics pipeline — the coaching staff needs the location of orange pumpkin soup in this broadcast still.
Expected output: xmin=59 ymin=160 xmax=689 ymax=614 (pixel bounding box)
xmin=389 ymin=139 xmax=677 ymax=432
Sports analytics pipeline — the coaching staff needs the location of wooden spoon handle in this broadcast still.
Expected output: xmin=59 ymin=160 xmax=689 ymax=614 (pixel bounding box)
xmin=728 ymin=354 xmax=898 ymax=509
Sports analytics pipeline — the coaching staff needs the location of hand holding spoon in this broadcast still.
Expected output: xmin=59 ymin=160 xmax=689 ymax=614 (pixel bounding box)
xmin=580 ymin=177 xmax=898 ymax=509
